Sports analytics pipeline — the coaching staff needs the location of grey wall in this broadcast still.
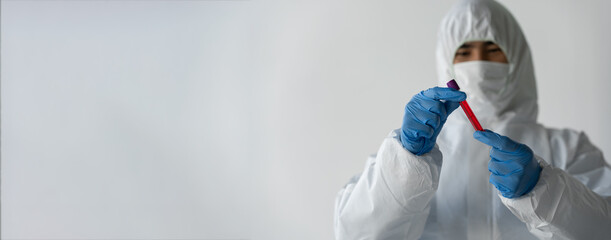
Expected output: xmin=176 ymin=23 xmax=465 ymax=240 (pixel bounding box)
xmin=2 ymin=0 xmax=610 ymax=239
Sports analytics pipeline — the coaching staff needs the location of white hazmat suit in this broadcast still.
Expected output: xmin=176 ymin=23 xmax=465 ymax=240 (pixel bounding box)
xmin=334 ymin=0 xmax=611 ymax=239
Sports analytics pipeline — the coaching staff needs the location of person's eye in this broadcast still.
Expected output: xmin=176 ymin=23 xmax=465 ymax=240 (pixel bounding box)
xmin=455 ymin=51 xmax=470 ymax=57
xmin=488 ymin=48 xmax=502 ymax=53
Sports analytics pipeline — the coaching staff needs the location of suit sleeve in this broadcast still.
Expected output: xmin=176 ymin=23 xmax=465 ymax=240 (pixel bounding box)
xmin=500 ymin=131 xmax=611 ymax=240
xmin=334 ymin=129 xmax=443 ymax=240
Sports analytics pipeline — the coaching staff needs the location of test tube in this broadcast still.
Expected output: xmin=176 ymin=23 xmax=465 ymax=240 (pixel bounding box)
xmin=446 ymin=79 xmax=483 ymax=131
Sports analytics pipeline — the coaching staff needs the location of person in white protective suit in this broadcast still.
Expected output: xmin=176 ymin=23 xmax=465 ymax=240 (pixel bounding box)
xmin=334 ymin=0 xmax=611 ymax=239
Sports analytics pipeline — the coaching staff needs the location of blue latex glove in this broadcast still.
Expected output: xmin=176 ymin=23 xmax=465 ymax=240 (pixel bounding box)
xmin=401 ymin=87 xmax=466 ymax=155
xmin=474 ymin=130 xmax=542 ymax=198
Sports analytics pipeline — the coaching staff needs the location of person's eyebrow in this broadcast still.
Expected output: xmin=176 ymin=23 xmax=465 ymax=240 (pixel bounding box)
xmin=458 ymin=43 xmax=472 ymax=49
xmin=484 ymin=41 xmax=498 ymax=46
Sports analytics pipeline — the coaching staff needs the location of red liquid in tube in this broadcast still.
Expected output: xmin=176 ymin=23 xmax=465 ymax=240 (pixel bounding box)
xmin=446 ymin=79 xmax=484 ymax=131
xmin=459 ymin=101 xmax=483 ymax=131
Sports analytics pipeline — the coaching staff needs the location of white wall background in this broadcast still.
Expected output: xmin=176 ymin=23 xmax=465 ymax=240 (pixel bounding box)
xmin=2 ymin=0 xmax=610 ymax=239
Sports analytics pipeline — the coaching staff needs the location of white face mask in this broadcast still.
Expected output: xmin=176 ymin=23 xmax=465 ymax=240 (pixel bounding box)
xmin=452 ymin=61 xmax=510 ymax=119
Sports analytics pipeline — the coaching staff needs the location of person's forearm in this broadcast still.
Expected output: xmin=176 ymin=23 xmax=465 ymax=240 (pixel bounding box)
xmin=335 ymin=129 xmax=442 ymax=240
xmin=501 ymin=159 xmax=611 ymax=239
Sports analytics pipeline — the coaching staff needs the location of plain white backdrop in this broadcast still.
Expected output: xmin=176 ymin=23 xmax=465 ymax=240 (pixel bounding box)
xmin=2 ymin=0 xmax=610 ymax=239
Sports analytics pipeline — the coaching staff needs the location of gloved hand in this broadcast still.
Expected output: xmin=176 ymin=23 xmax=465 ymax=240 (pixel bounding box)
xmin=474 ymin=130 xmax=542 ymax=198
xmin=401 ymin=87 xmax=466 ymax=155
